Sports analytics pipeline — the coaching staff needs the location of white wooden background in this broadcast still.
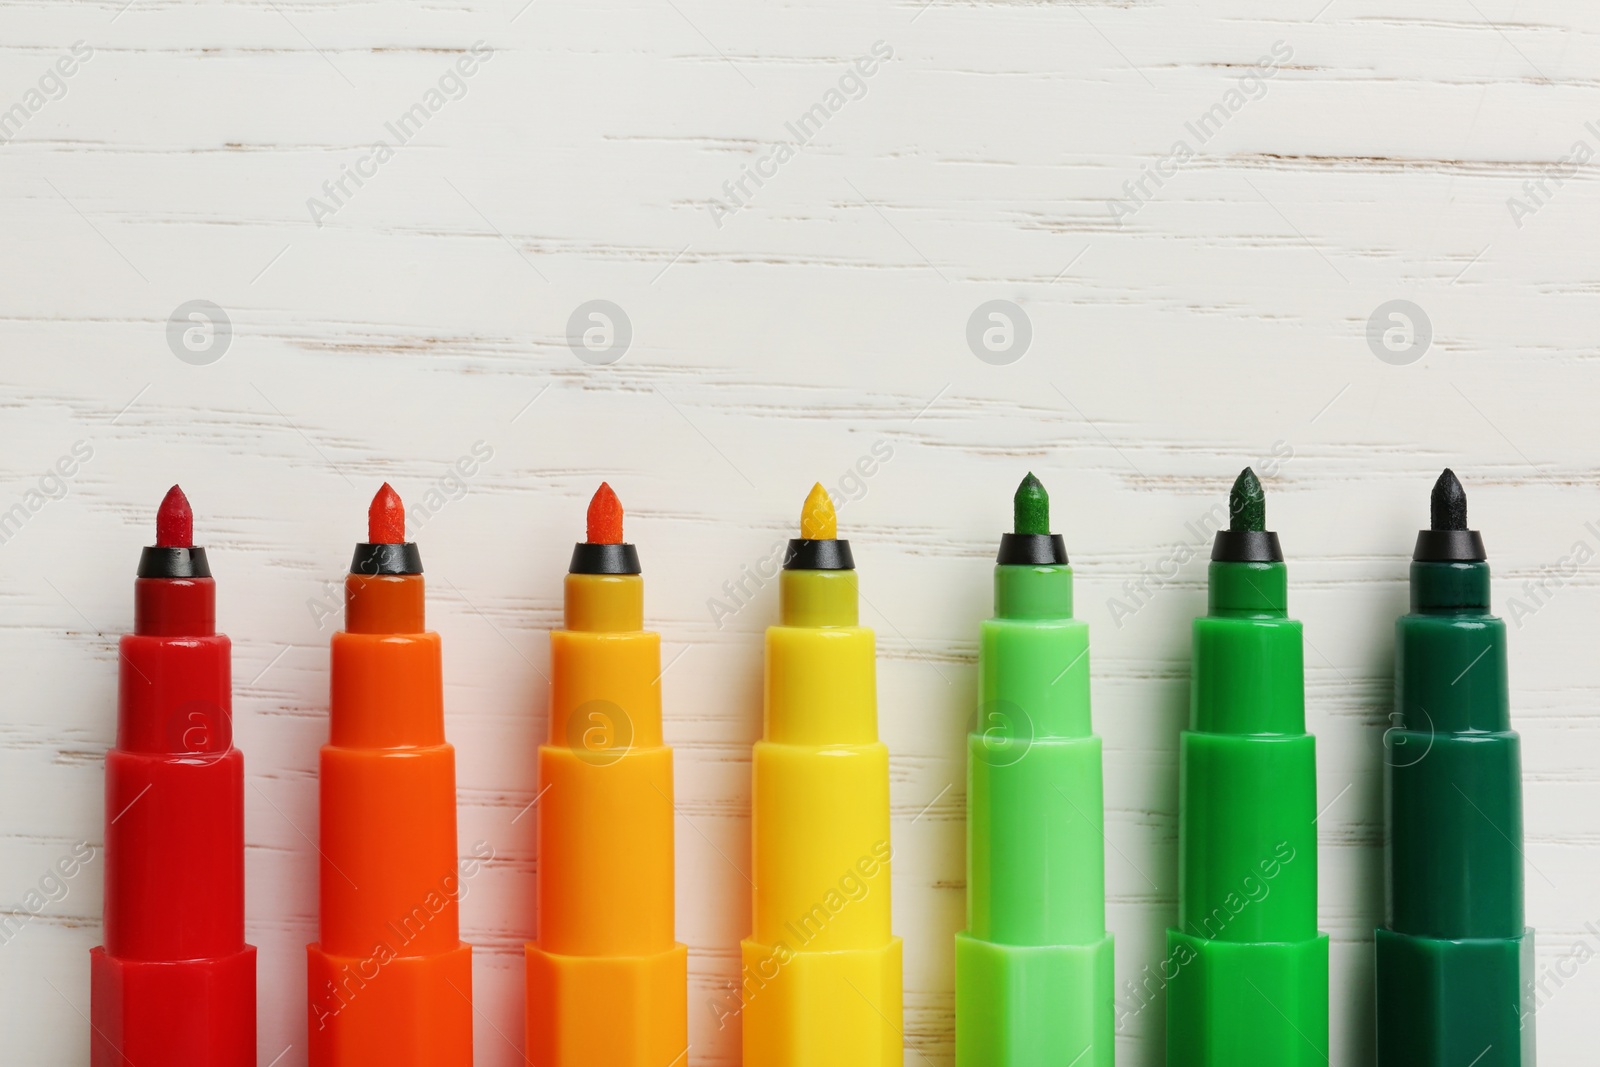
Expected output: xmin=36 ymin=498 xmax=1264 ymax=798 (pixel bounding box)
xmin=2 ymin=0 xmax=1597 ymax=1062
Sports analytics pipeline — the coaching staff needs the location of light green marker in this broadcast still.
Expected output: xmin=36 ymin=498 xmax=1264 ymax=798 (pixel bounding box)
xmin=956 ymin=473 xmax=1114 ymax=1067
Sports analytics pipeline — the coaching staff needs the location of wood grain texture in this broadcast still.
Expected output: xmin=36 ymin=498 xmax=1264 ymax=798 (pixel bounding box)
xmin=2 ymin=0 xmax=1597 ymax=1062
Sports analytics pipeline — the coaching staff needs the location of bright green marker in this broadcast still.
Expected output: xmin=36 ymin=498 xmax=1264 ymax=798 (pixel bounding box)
xmin=956 ymin=473 xmax=1114 ymax=1067
xmin=1166 ymin=468 xmax=1328 ymax=1066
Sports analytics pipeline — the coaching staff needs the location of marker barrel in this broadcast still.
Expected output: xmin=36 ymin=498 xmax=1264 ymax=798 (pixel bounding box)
xmin=1376 ymin=561 xmax=1534 ymax=1066
xmin=308 ymin=573 xmax=472 ymax=1067
xmin=742 ymin=568 xmax=903 ymax=1067
xmin=957 ymin=564 xmax=1113 ymax=1067
xmin=92 ymin=575 xmax=256 ymax=1067
xmin=527 ymin=573 xmax=687 ymax=1067
xmin=1167 ymin=561 xmax=1328 ymax=1067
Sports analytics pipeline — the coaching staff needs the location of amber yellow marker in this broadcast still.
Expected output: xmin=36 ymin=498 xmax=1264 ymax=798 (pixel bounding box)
xmin=740 ymin=484 xmax=902 ymax=1067
xmin=526 ymin=483 xmax=687 ymax=1067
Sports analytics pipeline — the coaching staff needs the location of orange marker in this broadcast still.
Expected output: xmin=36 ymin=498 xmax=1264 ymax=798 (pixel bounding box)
xmin=307 ymin=483 xmax=473 ymax=1066
xmin=526 ymin=483 xmax=687 ymax=1067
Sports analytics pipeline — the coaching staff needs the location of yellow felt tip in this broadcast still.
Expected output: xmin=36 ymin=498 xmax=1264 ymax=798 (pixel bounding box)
xmin=800 ymin=483 xmax=837 ymax=540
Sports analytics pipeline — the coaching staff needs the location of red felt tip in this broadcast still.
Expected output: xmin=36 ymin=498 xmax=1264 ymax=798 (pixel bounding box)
xmin=586 ymin=482 xmax=624 ymax=544
xmin=155 ymin=485 xmax=193 ymax=547
xmin=368 ymin=482 xmax=406 ymax=544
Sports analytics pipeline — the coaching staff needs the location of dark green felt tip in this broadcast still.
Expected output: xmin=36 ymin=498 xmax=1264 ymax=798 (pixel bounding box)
xmin=1229 ymin=467 xmax=1266 ymax=532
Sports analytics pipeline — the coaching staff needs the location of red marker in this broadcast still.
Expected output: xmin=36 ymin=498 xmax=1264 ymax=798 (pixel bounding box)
xmin=91 ymin=486 xmax=256 ymax=1066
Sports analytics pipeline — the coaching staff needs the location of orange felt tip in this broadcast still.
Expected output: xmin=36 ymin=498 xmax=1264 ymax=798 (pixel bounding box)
xmin=586 ymin=482 xmax=624 ymax=544
xmin=368 ymin=483 xmax=405 ymax=544
xmin=155 ymin=485 xmax=193 ymax=547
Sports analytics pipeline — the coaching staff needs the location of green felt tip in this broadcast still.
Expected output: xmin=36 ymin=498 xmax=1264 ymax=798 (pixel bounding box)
xmin=1229 ymin=468 xmax=1266 ymax=532
xmin=1014 ymin=472 xmax=1049 ymax=535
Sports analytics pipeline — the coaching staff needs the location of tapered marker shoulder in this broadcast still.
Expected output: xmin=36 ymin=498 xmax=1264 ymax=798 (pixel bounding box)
xmin=741 ymin=484 xmax=903 ymax=1067
xmin=1166 ymin=469 xmax=1328 ymax=1067
xmin=307 ymin=483 xmax=472 ymax=1067
xmin=956 ymin=473 xmax=1114 ymax=1067
xmin=526 ymin=483 xmax=687 ymax=1067
xmin=91 ymin=486 xmax=256 ymax=1067
xmin=1375 ymin=470 xmax=1534 ymax=1066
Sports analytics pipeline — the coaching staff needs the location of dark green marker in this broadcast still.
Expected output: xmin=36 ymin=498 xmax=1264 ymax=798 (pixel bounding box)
xmin=1376 ymin=469 xmax=1534 ymax=1065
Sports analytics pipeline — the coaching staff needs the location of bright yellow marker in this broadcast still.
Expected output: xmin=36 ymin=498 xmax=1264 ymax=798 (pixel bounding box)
xmin=800 ymin=481 xmax=837 ymax=540
xmin=739 ymin=485 xmax=902 ymax=1067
